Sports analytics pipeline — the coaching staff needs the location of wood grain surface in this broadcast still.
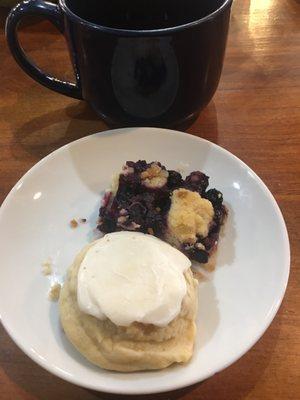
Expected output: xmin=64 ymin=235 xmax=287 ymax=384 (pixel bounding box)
xmin=0 ymin=0 xmax=299 ymax=399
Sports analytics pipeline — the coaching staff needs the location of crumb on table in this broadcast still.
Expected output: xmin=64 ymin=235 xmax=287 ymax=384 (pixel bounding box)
xmin=80 ymin=218 xmax=87 ymax=223
xmin=42 ymin=260 xmax=52 ymax=276
xmin=48 ymin=283 xmax=61 ymax=302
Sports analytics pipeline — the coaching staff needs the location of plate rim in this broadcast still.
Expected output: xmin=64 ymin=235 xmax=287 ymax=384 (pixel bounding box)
xmin=0 ymin=127 xmax=290 ymax=394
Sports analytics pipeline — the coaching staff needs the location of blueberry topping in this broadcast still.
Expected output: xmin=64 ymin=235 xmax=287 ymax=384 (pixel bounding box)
xmin=98 ymin=161 xmax=226 ymax=264
xmin=167 ymin=170 xmax=184 ymax=190
xmin=184 ymin=171 xmax=209 ymax=194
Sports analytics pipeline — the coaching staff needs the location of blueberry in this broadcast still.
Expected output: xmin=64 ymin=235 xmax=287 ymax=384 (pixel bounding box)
xmin=98 ymin=215 xmax=116 ymax=233
xmin=131 ymin=160 xmax=148 ymax=173
xmin=128 ymin=202 xmax=146 ymax=224
xmin=99 ymin=206 xmax=106 ymax=218
xmin=193 ymin=248 xmax=209 ymax=263
xmin=184 ymin=171 xmax=209 ymax=194
xmin=204 ymin=189 xmax=223 ymax=208
xmin=145 ymin=210 xmax=164 ymax=236
xmin=182 ymin=243 xmax=209 ymax=263
xmin=167 ymin=170 xmax=184 ymax=190
xmin=202 ymin=234 xmax=218 ymax=251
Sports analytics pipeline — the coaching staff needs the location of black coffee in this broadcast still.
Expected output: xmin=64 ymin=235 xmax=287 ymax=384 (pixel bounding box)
xmin=66 ymin=0 xmax=224 ymax=30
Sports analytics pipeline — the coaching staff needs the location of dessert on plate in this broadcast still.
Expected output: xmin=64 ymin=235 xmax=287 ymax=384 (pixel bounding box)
xmin=59 ymin=160 xmax=227 ymax=372
xmin=98 ymin=161 xmax=227 ymax=265
xmin=59 ymin=231 xmax=198 ymax=372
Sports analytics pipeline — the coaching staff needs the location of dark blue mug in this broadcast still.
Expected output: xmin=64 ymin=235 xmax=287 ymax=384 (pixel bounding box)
xmin=6 ymin=0 xmax=232 ymax=127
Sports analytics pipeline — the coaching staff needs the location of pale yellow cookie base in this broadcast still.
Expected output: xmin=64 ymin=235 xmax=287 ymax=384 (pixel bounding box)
xmin=59 ymin=242 xmax=198 ymax=372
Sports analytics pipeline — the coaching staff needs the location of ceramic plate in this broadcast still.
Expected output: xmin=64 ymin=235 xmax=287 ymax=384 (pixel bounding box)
xmin=0 ymin=128 xmax=290 ymax=394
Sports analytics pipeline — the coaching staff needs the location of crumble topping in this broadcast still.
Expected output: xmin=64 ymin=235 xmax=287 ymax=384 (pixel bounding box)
xmin=111 ymin=173 xmax=120 ymax=194
xmin=168 ymin=189 xmax=214 ymax=245
xmin=141 ymin=162 xmax=169 ymax=189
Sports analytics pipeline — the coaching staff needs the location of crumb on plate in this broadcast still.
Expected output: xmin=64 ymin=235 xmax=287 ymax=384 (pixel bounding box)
xmin=48 ymin=283 xmax=61 ymax=301
xmin=42 ymin=260 xmax=52 ymax=275
xmin=70 ymin=219 xmax=78 ymax=228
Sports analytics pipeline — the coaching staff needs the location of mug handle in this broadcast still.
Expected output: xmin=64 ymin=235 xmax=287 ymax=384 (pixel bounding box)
xmin=5 ymin=0 xmax=82 ymax=99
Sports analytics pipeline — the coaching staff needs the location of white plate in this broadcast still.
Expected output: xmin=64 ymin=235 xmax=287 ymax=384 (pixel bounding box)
xmin=0 ymin=128 xmax=290 ymax=394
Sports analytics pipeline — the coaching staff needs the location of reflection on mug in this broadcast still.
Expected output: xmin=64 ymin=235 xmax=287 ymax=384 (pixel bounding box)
xmin=111 ymin=38 xmax=179 ymax=119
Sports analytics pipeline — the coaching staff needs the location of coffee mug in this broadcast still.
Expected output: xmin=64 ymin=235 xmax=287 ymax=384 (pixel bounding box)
xmin=6 ymin=0 xmax=232 ymax=127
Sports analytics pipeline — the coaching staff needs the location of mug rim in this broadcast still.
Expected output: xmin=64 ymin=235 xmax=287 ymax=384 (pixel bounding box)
xmin=59 ymin=0 xmax=233 ymax=36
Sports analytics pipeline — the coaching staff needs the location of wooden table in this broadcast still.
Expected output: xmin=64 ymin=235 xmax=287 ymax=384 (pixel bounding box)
xmin=0 ymin=1 xmax=299 ymax=399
